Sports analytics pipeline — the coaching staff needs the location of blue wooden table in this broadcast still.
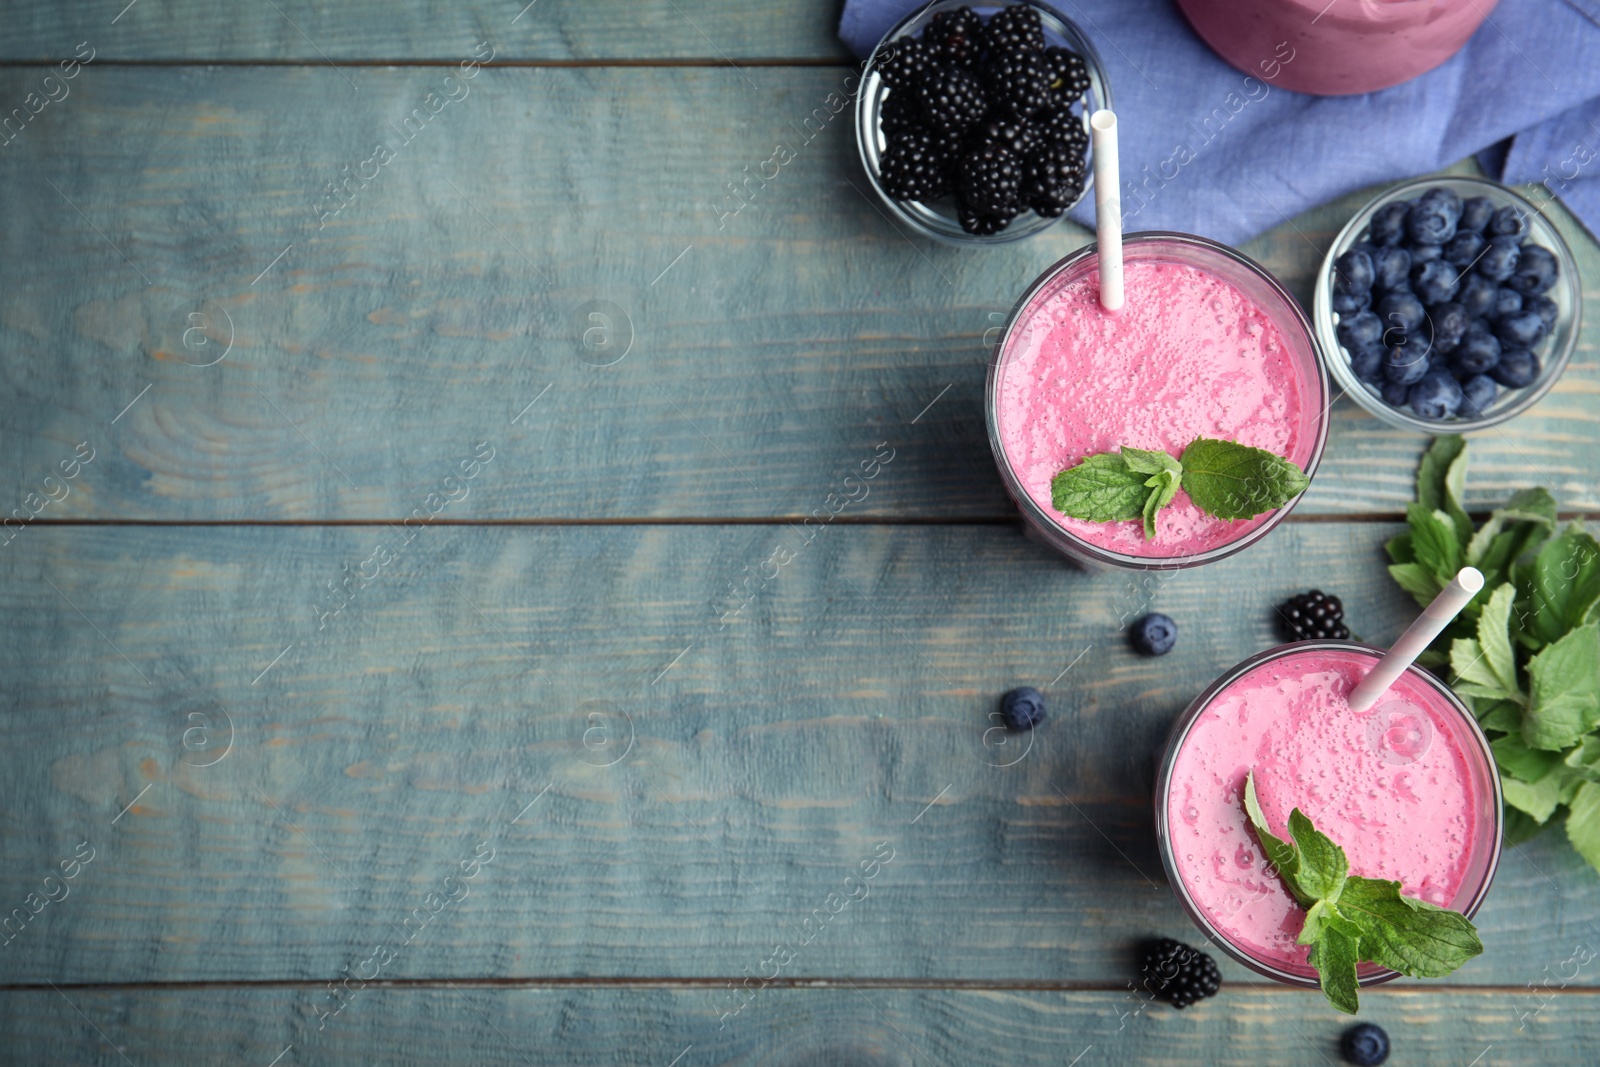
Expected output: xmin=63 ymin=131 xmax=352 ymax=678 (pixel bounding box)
xmin=2 ymin=4 xmax=1598 ymax=1064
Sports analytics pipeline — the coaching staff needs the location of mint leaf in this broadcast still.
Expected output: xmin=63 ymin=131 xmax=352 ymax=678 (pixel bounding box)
xmin=1386 ymin=530 xmax=1416 ymax=566
xmin=1466 ymin=487 xmax=1556 ymax=591
xmin=1337 ymin=876 xmax=1484 ymax=979
xmin=1524 ymin=622 xmax=1600 ymax=750
xmin=1050 ymin=453 xmax=1148 ymax=523
xmin=1566 ymin=781 xmax=1600 ymax=872
xmin=1520 ymin=527 xmax=1600 ymax=647
xmin=1491 ymin=734 xmax=1563 ymax=784
xmin=1141 ymin=469 xmax=1181 ymax=539
xmin=1477 ymin=584 xmax=1522 ymax=697
xmin=1502 ymin=768 xmax=1568 ymax=823
xmin=1407 ymin=502 xmax=1464 ymax=585
xmin=1119 ymin=445 xmax=1181 ymax=477
xmin=1442 ymin=443 xmax=1474 ymax=548
xmin=1416 ymin=435 xmax=1466 ymax=524
xmin=1564 ymin=735 xmax=1600 ymax=782
xmin=1451 ymin=636 xmax=1523 ymax=706
xmin=1178 ymin=438 xmax=1309 ymax=521
xmin=1287 ymin=808 xmax=1348 ymax=903
xmin=1242 ymin=772 xmax=1309 ymax=905
xmin=1477 ymin=699 xmax=1524 ymax=733
xmin=1307 ymin=923 xmax=1362 ymax=1015
xmin=1389 ymin=562 xmax=1445 ymax=608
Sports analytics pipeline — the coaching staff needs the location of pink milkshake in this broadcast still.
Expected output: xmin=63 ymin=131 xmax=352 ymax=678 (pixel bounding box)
xmin=987 ymin=234 xmax=1327 ymax=568
xmin=1157 ymin=642 xmax=1502 ymax=984
xmin=1176 ymin=0 xmax=1498 ymax=97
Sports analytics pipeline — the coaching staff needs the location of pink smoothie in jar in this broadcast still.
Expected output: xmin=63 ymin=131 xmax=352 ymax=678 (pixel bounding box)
xmin=1176 ymin=0 xmax=1499 ymax=97
xmin=989 ymin=234 xmax=1326 ymax=567
xmin=1158 ymin=643 xmax=1502 ymax=983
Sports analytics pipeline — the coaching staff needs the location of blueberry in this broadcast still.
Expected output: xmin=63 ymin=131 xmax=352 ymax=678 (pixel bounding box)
xmin=1336 ymin=310 xmax=1383 ymax=351
xmin=1375 ymin=292 xmax=1425 ymax=337
xmin=1495 ymin=309 xmax=1547 ymax=349
xmin=1459 ymin=195 xmax=1495 ymax=234
xmin=999 ymin=687 xmax=1047 ymax=731
xmin=1490 ymin=347 xmax=1540 ymax=387
xmin=1488 ymin=204 xmax=1529 ymax=237
xmin=1460 ymin=373 xmax=1498 ymax=417
xmin=1333 ymin=248 xmax=1373 ymax=294
xmin=1458 ymin=272 xmax=1498 ymax=318
xmin=1410 ymin=259 xmax=1460 ymax=305
xmin=1407 ymin=187 xmax=1461 ymax=244
xmin=1453 ymin=322 xmax=1501 ymax=375
xmin=1340 ymin=1022 xmax=1390 ymax=1066
xmin=1384 ymin=342 xmax=1430 ymax=385
xmin=1490 ymin=287 xmax=1523 ymax=321
xmin=1508 ymin=244 xmax=1558 ymax=294
xmin=1331 ymin=289 xmax=1371 ymax=315
xmin=1368 ymin=200 xmax=1411 ymax=245
xmin=1348 ymin=338 xmax=1386 ymax=383
xmin=1408 ymin=241 xmax=1443 ymax=266
xmin=1525 ymin=293 xmax=1558 ymax=328
xmin=1476 ymin=235 xmax=1521 ymax=282
xmin=1428 ymin=302 xmax=1469 ymax=354
xmin=1381 ymin=378 xmax=1413 ymax=406
xmin=1130 ymin=613 xmax=1177 ymax=656
xmin=1443 ymin=230 xmax=1486 ymax=268
xmin=1409 ymin=368 xmax=1463 ymax=419
xmin=1370 ymin=245 xmax=1411 ymax=291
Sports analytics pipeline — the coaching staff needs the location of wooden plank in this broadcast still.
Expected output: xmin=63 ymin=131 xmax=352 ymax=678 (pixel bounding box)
xmin=2 ymin=522 xmax=1596 ymax=986
xmin=0 ymin=985 xmax=1591 ymax=1065
xmin=0 ymin=68 xmax=1594 ymax=522
xmin=0 ymin=1 xmax=849 ymax=62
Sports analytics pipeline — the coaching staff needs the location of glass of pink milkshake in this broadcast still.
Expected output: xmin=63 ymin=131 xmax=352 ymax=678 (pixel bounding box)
xmin=1156 ymin=641 xmax=1503 ymax=986
xmin=986 ymin=233 xmax=1328 ymax=570
xmin=1176 ymin=0 xmax=1499 ymax=97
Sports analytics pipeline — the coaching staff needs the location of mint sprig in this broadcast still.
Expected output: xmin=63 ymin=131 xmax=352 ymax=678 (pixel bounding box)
xmin=1242 ymin=772 xmax=1483 ymax=1014
xmin=1049 ymin=438 xmax=1309 ymax=540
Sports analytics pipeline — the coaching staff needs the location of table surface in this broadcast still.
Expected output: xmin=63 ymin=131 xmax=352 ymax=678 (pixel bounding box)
xmin=2 ymin=4 xmax=1598 ymax=1065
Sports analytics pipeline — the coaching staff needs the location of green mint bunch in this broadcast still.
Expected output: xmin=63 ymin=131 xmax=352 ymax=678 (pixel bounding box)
xmin=1050 ymin=438 xmax=1309 ymax=540
xmin=1243 ymin=773 xmax=1483 ymax=1014
xmin=1387 ymin=436 xmax=1600 ymax=873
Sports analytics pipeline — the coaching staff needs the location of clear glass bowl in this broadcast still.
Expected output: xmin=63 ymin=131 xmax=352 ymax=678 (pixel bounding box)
xmin=985 ymin=232 xmax=1329 ymax=571
xmin=1314 ymin=175 xmax=1581 ymax=434
xmin=1155 ymin=641 xmax=1503 ymax=988
xmin=854 ymin=0 xmax=1112 ymax=247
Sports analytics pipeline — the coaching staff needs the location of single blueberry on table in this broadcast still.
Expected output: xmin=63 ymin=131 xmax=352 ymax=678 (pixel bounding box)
xmin=999 ymin=687 xmax=1047 ymax=731
xmin=1407 ymin=187 xmax=1461 ymax=244
xmin=1333 ymin=248 xmax=1374 ymax=294
xmin=1340 ymin=1022 xmax=1390 ymax=1066
xmin=1458 ymin=272 xmax=1498 ymax=318
xmin=1370 ymin=244 xmax=1411 ymax=291
xmin=1130 ymin=613 xmax=1177 ymax=656
xmin=1490 ymin=286 xmax=1523 ymax=321
xmin=1525 ymin=293 xmax=1558 ymax=328
xmin=1408 ymin=241 xmax=1443 ymax=266
xmin=1490 ymin=347 xmax=1540 ymax=387
xmin=1443 ymin=230 xmax=1486 ymax=268
xmin=1428 ymin=302 xmax=1468 ymax=354
xmin=1507 ymin=244 xmax=1558 ymax=294
xmin=1367 ymin=200 xmax=1410 ymax=245
xmin=1347 ymin=338 xmax=1385 ymax=384
xmin=1336 ymin=309 xmax=1383 ymax=351
xmin=1409 ymin=368 xmax=1464 ymax=419
xmin=1460 ymin=373 xmax=1498 ymax=416
xmin=1380 ymin=377 xmax=1413 ymax=406
xmin=1495 ymin=309 xmax=1547 ymax=349
xmin=1453 ymin=323 xmax=1501 ymax=375
xmin=1410 ymin=259 xmax=1460 ymax=305
xmin=1330 ymin=288 xmax=1371 ymax=315
xmin=1458 ymin=195 xmax=1494 ymax=234
xmin=1488 ymin=203 xmax=1528 ymax=237
xmin=1376 ymin=292 xmax=1425 ymax=337
xmin=1384 ymin=341 xmax=1430 ymax=385
xmin=1476 ymin=235 xmax=1521 ymax=282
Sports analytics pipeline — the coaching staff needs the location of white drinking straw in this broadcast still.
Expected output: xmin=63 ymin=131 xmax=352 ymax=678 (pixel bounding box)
xmin=1090 ymin=109 xmax=1123 ymax=312
xmin=1347 ymin=566 xmax=1485 ymax=713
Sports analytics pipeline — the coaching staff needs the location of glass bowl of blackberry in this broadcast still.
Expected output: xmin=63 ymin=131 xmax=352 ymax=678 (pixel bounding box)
xmin=1314 ymin=176 xmax=1581 ymax=434
xmin=855 ymin=1 xmax=1111 ymax=246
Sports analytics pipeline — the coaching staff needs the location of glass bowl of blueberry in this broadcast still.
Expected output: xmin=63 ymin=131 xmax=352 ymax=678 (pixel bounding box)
xmin=1314 ymin=176 xmax=1580 ymax=433
xmin=855 ymin=0 xmax=1111 ymax=246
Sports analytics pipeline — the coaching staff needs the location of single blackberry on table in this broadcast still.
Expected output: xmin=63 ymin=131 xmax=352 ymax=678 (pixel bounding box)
xmin=879 ymin=129 xmax=951 ymax=202
xmin=922 ymin=5 xmax=983 ymax=69
xmin=1020 ymin=140 xmax=1085 ymax=217
xmin=1032 ymin=105 xmax=1088 ymax=154
xmin=983 ymin=48 xmax=1052 ymax=117
xmin=1277 ymin=590 xmax=1350 ymax=642
xmin=917 ymin=66 xmax=989 ymax=134
xmin=875 ymin=37 xmax=939 ymax=91
xmin=966 ymin=118 xmax=1037 ymax=159
xmin=1042 ymin=46 xmax=1092 ymax=99
xmin=956 ymin=194 xmax=1017 ymax=235
xmin=879 ymin=90 xmax=922 ymax=137
xmin=956 ymin=145 xmax=1022 ymax=216
xmin=1139 ymin=938 xmax=1222 ymax=1009
xmin=981 ymin=4 xmax=1046 ymax=54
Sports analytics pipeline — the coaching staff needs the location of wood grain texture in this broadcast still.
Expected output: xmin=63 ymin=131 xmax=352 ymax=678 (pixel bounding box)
xmin=2 ymin=523 xmax=1597 ymax=986
xmin=0 ymin=985 xmax=1590 ymax=1066
xmin=0 ymin=1 xmax=851 ymax=62
xmin=0 ymin=68 xmax=1594 ymax=523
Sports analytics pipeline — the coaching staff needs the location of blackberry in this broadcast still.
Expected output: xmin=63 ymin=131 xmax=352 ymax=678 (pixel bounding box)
xmin=1139 ymin=938 xmax=1222 ymax=1010
xmin=983 ymin=48 xmax=1051 ymax=118
xmin=965 ymin=119 xmax=1036 ymax=159
xmin=1277 ymin=590 xmax=1350 ymax=642
xmin=875 ymin=37 xmax=939 ymax=91
xmin=956 ymin=195 xmax=1017 ymax=236
xmin=956 ymin=145 xmax=1021 ymax=216
xmin=923 ymin=6 xmax=983 ymax=69
xmin=917 ymin=67 xmax=988 ymax=134
xmin=1043 ymin=47 xmax=1092 ymax=99
xmin=879 ymin=90 xmax=921 ymax=137
xmin=880 ymin=129 xmax=950 ymax=202
xmin=1020 ymin=140 xmax=1085 ymax=217
xmin=1032 ymin=105 xmax=1088 ymax=154
xmin=981 ymin=5 xmax=1045 ymax=54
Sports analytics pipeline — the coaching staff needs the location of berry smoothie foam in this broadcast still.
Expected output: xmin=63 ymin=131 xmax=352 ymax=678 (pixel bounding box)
xmin=994 ymin=241 xmax=1323 ymax=561
xmin=1162 ymin=645 xmax=1499 ymax=976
